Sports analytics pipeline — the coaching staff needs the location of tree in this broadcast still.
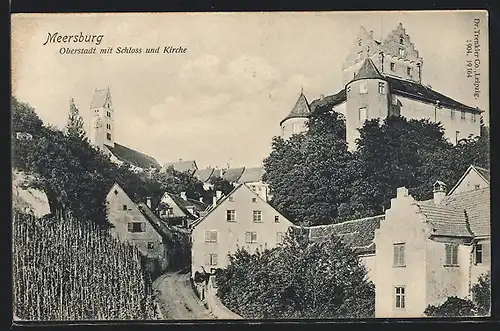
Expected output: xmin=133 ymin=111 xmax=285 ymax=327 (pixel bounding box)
xmin=208 ymin=176 xmax=234 ymax=196
xmin=263 ymin=107 xmax=354 ymax=225
xmin=215 ymin=228 xmax=375 ymax=319
xmin=11 ymin=96 xmax=43 ymax=135
xmin=472 ymin=271 xmax=491 ymax=316
xmin=65 ymin=98 xmax=86 ymax=139
xmin=424 ymin=296 xmax=476 ymax=317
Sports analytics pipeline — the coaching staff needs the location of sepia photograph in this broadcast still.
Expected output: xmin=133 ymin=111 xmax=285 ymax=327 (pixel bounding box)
xmin=11 ymin=10 xmax=490 ymax=321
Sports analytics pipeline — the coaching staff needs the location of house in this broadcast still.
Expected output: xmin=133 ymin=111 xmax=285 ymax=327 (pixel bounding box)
xmin=305 ymin=164 xmax=490 ymax=317
xmin=87 ymin=88 xmax=161 ymax=172
xmin=281 ymin=23 xmax=483 ymax=149
xmin=236 ymin=167 xmax=270 ymax=202
xmin=105 ymin=182 xmax=169 ymax=274
xmin=157 ymin=191 xmax=211 ymax=228
xmin=190 ymin=183 xmax=294 ymax=279
xmin=374 ymin=170 xmax=490 ymax=317
xmin=161 ymin=159 xmax=198 ymax=175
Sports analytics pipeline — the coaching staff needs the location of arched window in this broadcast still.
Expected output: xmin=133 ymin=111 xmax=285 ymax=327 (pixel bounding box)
xmin=399 ymin=36 xmax=404 ymax=44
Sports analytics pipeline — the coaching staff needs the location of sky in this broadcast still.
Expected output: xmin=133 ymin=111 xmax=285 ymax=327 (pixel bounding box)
xmin=11 ymin=11 xmax=489 ymax=169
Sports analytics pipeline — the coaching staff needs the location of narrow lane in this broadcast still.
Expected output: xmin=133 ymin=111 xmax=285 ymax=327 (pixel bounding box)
xmin=153 ymin=270 xmax=216 ymax=320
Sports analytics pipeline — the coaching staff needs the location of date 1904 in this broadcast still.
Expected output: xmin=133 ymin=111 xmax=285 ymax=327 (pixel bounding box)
xmin=465 ymin=18 xmax=481 ymax=99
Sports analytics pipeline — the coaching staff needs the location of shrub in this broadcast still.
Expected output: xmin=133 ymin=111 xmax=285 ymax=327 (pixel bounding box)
xmin=424 ymin=296 xmax=476 ymax=317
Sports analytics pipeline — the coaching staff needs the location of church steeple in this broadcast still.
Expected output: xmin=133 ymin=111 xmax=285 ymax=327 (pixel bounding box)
xmin=89 ymin=86 xmax=115 ymax=150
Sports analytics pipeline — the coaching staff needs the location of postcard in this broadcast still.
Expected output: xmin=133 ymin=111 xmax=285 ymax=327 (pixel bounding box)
xmin=11 ymin=10 xmax=490 ymax=321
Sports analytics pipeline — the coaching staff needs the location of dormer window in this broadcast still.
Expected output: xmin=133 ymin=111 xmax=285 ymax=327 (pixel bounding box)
xmin=407 ymin=67 xmax=412 ymax=76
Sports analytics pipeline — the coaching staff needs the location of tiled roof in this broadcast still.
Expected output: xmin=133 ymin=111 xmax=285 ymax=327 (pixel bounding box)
xmin=307 ymin=215 xmax=384 ymax=253
xmin=474 ymin=166 xmax=490 ymax=183
xmin=443 ymin=187 xmax=490 ymax=237
xmin=415 ymin=202 xmax=473 ymax=237
xmin=90 ymin=88 xmax=110 ymax=108
xmin=166 ymin=192 xmax=209 ymax=220
xmin=237 ymin=167 xmax=265 ymax=183
xmin=280 ymin=92 xmax=312 ymax=125
xmin=309 ymin=89 xmax=346 ymax=112
xmin=136 ymin=202 xmax=174 ymax=241
xmin=105 ymin=143 xmax=161 ymax=170
xmin=194 ymin=168 xmax=215 ymax=182
xmin=222 ymin=167 xmax=245 ymax=183
xmin=162 ymin=160 xmax=198 ymax=175
xmin=352 ymin=58 xmax=384 ymax=81
xmin=387 ymin=77 xmax=480 ymax=112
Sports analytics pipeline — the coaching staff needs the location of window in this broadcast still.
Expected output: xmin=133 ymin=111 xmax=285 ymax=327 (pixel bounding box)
xmin=378 ymin=82 xmax=385 ymax=94
xmin=106 ymin=133 xmax=112 ymax=141
xmin=122 ymin=204 xmax=128 ymax=210
xmin=277 ymin=232 xmax=285 ymax=244
xmin=399 ymin=36 xmax=404 ymax=44
xmin=390 ymin=62 xmax=395 ymax=71
xmin=346 ymin=85 xmax=351 ymax=95
xmin=475 ymin=244 xmax=483 ymax=264
xmin=359 ymin=107 xmax=368 ymax=122
xmin=128 ymin=222 xmax=145 ymax=233
xmin=451 ymin=110 xmax=456 ymax=120
xmin=455 ymin=131 xmax=460 ymax=144
xmin=293 ymin=123 xmax=300 ymax=133
xmin=252 ymin=198 xmax=257 ymax=203
xmin=399 ymin=48 xmax=405 ymax=57
xmin=167 ymin=207 xmax=174 ymax=216
xmin=275 ymin=216 xmax=280 ymax=223
xmin=253 ymin=210 xmax=262 ymax=223
xmin=147 ymin=242 xmax=154 ymax=249
xmin=395 ymin=287 xmax=405 ymax=309
xmin=226 ymin=210 xmax=236 ymax=222
xmin=114 ymin=190 xmax=118 ymax=195
xmin=94 ymin=109 xmax=99 ymax=115
xmin=461 ymin=111 xmax=466 ymax=121
xmin=393 ymin=243 xmax=405 ymax=267
xmin=228 ymin=196 xmax=234 ymax=202
xmin=367 ymin=46 xmax=370 ymax=53
xmin=474 ymin=184 xmax=481 ymax=191
xmin=357 ymin=51 xmax=363 ymax=60
xmin=445 ymin=244 xmax=459 ymax=266
xmin=106 ymin=124 xmax=112 ymax=130
xmin=472 ymin=112 xmax=477 ymax=122
xmin=205 ymin=230 xmax=218 ymax=243
xmin=407 ymin=67 xmax=412 ymax=76
xmin=106 ymin=111 xmax=111 ymax=117
xmin=246 ymin=231 xmax=258 ymax=243
xmin=205 ymin=253 xmax=218 ymax=266
xmin=359 ymin=82 xmax=368 ymax=94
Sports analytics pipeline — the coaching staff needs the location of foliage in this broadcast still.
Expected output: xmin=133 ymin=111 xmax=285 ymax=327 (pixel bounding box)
xmin=215 ymin=228 xmax=375 ymax=319
xmin=208 ymin=176 xmax=235 ymax=196
xmin=265 ymin=112 xmax=490 ymax=224
xmin=424 ymin=296 xmax=476 ymax=317
xmin=149 ymin=167 xmax=205 ymax=202
xmin=12 ymin=212 xmax=158 ymax=320
xmin=65 ymin=98 xmax=86 ymax=140
xmin=472 ymin=271 xmax=491 ymax=316
xmin=263 ymin=107 xmax=353 ymax=225
xmin=11 ymin=97 xmax=43 ymax=135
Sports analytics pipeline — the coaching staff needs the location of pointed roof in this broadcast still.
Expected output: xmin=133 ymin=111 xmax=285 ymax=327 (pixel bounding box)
xmin=352 ymin=58 xmax=384 ymax=82
xmin=280 ymin=90 xmax=312 ymax=125
xmin=194 ymin=167 xmax=215 ymax=182
xmin=447 ymin=165 xmax=490 ymax=196
xmin=90 ymin=87 xmax=111 ymax=108
xmin=161 ymin=192 xmax=210 ymax=220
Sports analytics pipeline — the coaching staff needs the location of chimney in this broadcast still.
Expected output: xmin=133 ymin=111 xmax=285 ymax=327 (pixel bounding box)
xmin=396 ymin=187 xmax=409 ymax=198
xmin=433 ymin=181 xmax=447 ymax=205
xmin=216 ymin=190 xmax=222 ymax=200
xmin=320 ymin=94 xmax=324 ymax=100
xmin=180 ymin=192 xmax=187 ymax=201
xmin=146 ymin=197 xmax=152 ymax=209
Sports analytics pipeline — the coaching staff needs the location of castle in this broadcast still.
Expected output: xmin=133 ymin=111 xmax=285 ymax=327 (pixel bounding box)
xmin=280 ymin=23 xmax=483 ymax=149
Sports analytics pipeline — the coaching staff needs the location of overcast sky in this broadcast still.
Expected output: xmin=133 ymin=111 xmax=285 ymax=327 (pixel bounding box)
xmin=12 ymin=11 xmax=489 ymax=169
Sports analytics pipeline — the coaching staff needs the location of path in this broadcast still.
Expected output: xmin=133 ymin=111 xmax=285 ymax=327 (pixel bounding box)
xmin=153 ymin=270 xmax=217 ymax=320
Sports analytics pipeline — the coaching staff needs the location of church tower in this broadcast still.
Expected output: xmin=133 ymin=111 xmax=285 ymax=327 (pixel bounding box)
xmin=280 ymin=88 xmax=311 ymax=140
xmin=89 ymin=87 xmax=115 ymax=151
xmin=345 ymin=58 xmax=390 ymax=149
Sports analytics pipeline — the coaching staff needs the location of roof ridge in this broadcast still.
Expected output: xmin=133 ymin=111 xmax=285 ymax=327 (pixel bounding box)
xmin=307 ymin=214 xmax=385 ymax=230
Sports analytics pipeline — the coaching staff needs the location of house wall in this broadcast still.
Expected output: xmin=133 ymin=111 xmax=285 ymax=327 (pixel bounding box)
xmin=246 ymin=182 xmax=269 ymax=202
xmin=425 ymin=238 xmax=472 ymax=308
xmin=360 ymin=253 xmax=376 ymax=282
xmin=281 ymin=117 xmax=308 ymax=140
xmin=374 ymin=188 xmax=429 ymax=318
xmin=471 ymin=238 xmax=491 ymax=285
xmin=451 ymin=170 xmax=489 ymax=195
xmin=191 ymin=185 xmax=293 ymax=278
xmin=160 ymin=194 xmax=188 ymax=218
xmin=332 ymin=102 xmax=347 ymax=118
xmin=397 ymin=96 xmax=481 ymax=144
xmin=106 ymin=184 xmax=163 ymax=260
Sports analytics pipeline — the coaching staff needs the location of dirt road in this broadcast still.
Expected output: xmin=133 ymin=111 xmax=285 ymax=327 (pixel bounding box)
xmin=153 ymin=271 xmax=216 ymax=320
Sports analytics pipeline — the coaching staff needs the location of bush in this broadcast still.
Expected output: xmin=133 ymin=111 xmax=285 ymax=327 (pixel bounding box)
xmin=472 ymin=271 xmax=491 ymax=316
xmin=424 ymin=296 xmax=476 ymax=317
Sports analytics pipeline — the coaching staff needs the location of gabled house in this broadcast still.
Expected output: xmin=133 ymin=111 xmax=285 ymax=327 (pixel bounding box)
xmin=157 ymin=191 xmax=211 ymax=228
xmin=190 ymin=184 xmax=294 ymax=279
xmin=447 ymin=164 xmax=490 ymax=196
xmin=105 ymin=183 xmax=169 ymax=275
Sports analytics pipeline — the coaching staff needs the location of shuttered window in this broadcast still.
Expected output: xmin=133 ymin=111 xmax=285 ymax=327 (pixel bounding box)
xmin=246 ymin=232 xmax=258 ymax=243
xmin=393 ymin=243 xmax=405 ymax=267
xmin=445 ymin=244 xmax=459 ymax=266
xmin=205 ymin=253 xmax=218 ymax=266
xmin=475 ymin=244 xmax=483 ymax=264
xmin=204 ymin=230 xmax=218 ymax=243
xmin=128 ymin=222 xmax=145 ymax=233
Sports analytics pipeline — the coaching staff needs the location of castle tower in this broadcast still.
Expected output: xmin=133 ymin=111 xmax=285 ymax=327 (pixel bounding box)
xmin=342 ymin=23 xmax=424 ymax=86
xmin=280 ymin=88 xmax=311 ymax=140
xmin=345 ymin=58 xmax=390 ymax=150
xmin=89 ymin=87 xmax=115 ymax=150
